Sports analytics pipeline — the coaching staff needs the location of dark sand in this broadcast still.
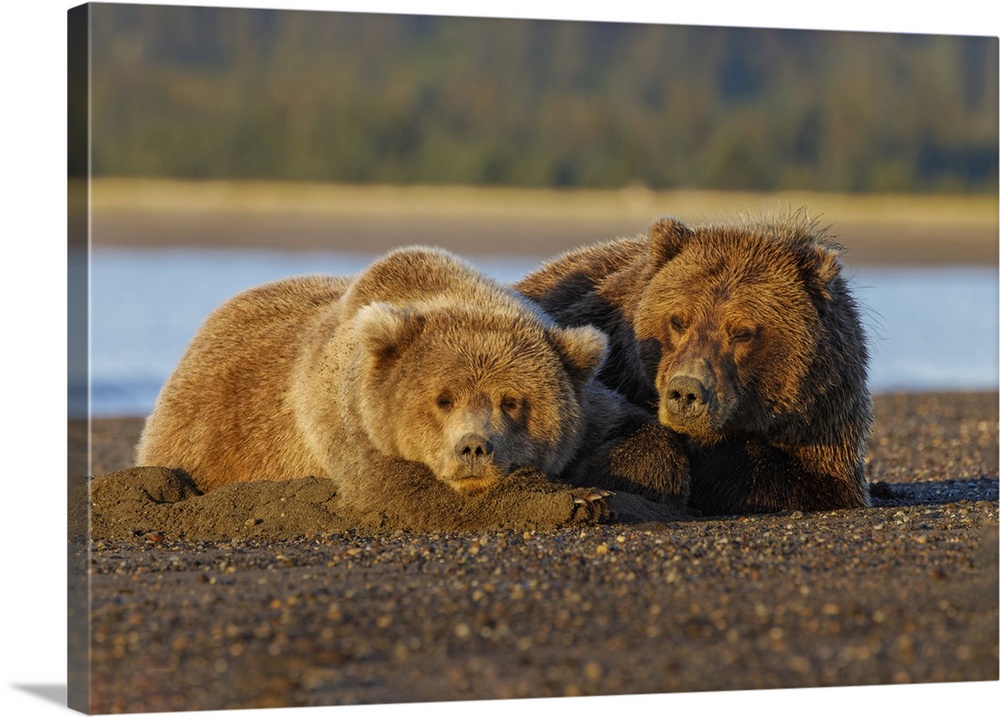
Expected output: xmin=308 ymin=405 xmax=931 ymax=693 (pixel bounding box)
xmin=72 ymin=392 xmax=998 ymax=713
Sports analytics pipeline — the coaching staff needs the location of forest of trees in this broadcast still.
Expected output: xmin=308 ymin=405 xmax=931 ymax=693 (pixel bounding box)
xmin=75 ymin=4 xmax=998 ymax=194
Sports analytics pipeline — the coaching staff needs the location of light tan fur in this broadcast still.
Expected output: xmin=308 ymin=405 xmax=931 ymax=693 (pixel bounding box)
xmin=136 ymin=246 xmax=641 ymax=529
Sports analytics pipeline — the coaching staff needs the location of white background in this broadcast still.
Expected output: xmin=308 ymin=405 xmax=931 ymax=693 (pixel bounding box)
xmin=4 ymin=2 xmax=998 ymax=716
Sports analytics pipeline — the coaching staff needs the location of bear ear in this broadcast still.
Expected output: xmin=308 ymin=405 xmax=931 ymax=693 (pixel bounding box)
xmin=547 ymin=324 xmax=608 ymax=385
xmin=799 ymin=243 xmax=842 ymax=300
xmin=355 ymin=302 xmax=426 ymax=363
xmin=647 ymin=217 xmax=693 ymax=267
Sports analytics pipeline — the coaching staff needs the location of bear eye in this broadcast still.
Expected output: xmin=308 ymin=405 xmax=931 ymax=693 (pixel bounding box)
xmin=669 ymin=316 xmax=687 ymax=334
xmin=500 ymin=396 xmax=520 ymax=413
xmin=436 ymin=393 xmax=454 ymax=411
xmin=730 ymin=326 xmax=757 ymax=344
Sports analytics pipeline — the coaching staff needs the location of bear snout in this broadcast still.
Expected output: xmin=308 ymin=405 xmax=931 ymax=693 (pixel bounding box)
xmin=454 ymin=432 xmax=495 ymax=475
xmin=665 ymin=374 xmax=710 ymax=421
xmin=659 ymin=363 xmax=733 ymax=439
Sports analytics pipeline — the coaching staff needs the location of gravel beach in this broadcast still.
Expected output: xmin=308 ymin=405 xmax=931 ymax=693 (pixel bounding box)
xmin=71 ymin=392 xmax=998 ymax=713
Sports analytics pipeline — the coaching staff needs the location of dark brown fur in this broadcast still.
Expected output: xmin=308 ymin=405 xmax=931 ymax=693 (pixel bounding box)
xmin=516 ymin=214 xmax=872 ymax=514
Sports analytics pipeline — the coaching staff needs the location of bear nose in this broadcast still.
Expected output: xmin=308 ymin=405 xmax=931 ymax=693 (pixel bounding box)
xmin=665 ymin=375 xmax=710 ymax=419
xmin=455 ymin=433 xmax=494 ymax=466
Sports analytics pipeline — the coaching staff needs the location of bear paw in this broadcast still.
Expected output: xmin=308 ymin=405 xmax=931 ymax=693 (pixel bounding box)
xmin=568 ymin=421 xmax=691 ymax=510
xmin=569 ymin=487 xmax=613 ymax=523
xmin=478 ymin=469 xmax=612 ymax=528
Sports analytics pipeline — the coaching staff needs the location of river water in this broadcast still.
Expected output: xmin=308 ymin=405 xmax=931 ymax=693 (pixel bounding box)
xmin=75 ymin=248 xmax=998 ymax=417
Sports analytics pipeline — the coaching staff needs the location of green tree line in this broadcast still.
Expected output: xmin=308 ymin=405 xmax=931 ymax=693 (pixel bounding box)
xmin=78 ymin=4 xmax=998 ymax=193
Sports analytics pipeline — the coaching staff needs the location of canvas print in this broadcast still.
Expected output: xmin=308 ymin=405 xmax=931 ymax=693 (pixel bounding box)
xmin=67 ymin=2 xmax=999 ymax=714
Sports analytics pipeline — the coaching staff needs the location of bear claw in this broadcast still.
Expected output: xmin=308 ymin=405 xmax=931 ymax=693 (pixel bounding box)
xmin=573 ymin=488 xmax=613 ymax=504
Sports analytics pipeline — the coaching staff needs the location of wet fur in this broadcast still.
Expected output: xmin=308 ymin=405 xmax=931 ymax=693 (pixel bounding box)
xmin=517 ymin=213 xmax=872 ymax=514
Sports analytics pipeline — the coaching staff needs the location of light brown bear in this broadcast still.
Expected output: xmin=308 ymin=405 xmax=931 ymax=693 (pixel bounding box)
xmin=136 ymin=246 xmax=688 ymax=531
xmin=516 ymin=213 xmax=872 ymax=515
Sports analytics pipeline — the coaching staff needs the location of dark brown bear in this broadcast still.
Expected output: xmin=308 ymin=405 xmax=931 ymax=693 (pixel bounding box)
xmin=516 ymin=214 xmax=872 ymax=515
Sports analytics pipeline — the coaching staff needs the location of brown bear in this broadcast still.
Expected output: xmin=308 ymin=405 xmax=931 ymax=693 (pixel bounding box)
xmin=516 ymin=213 xmax=872 ymax=515
xmin=136 ymin=246 xmax=688 ymax=531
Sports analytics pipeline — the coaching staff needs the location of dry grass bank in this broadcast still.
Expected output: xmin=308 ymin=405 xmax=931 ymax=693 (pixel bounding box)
xmin=83 ymin=178 xmax=998 ymax=265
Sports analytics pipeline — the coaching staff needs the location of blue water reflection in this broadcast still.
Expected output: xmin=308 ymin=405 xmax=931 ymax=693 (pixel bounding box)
xmin=82 ymin=248 xmax=998 ymax=417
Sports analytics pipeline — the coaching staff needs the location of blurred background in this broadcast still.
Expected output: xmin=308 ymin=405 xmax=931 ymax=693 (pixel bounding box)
xmin=79 ymin=5 xmax=997 ymax=192
xmin=72 ymin=3 xmax=999 ymax=417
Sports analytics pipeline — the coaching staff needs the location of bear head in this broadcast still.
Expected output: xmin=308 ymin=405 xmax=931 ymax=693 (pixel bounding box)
xmin=633 ymin=216 xmax=848 ymax=444
xmin=353 ymin=301 xmax=608 ymax=493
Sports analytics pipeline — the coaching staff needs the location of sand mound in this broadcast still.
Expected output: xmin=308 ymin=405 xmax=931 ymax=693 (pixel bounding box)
xmin=89 ymin=468 xmax=350 ymax=541
xmin=85 ymin=467 xmax=678 ymax=542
